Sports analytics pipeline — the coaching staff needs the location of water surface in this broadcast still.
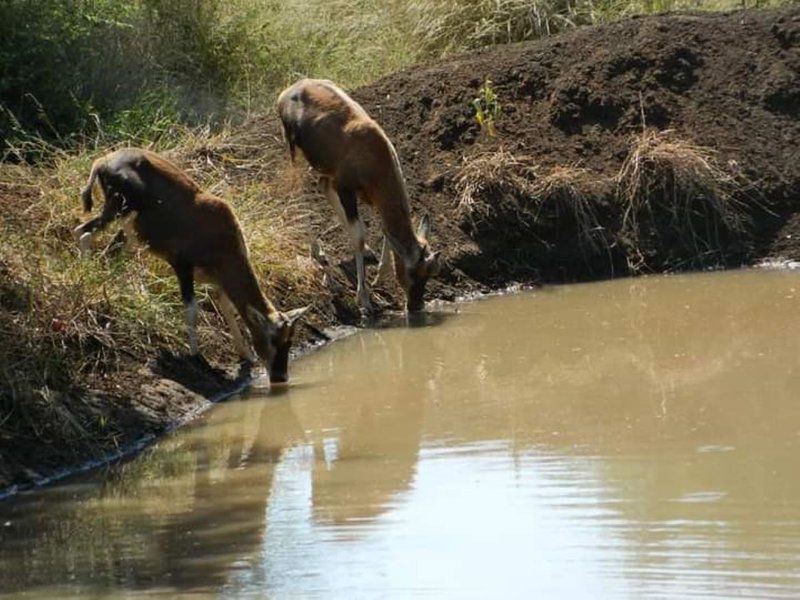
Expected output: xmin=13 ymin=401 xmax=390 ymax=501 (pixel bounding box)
xmin=2 ymin=270 xmax=800 ymax=598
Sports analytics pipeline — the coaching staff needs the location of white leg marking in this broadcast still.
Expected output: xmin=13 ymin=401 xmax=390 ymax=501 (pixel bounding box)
xmin=78 ymin=232 xmax=93 ymax=257
xmin=217 ymin=291 xmax=255 ymax=362
xmin=186 ymin=298 xmax=199 ymax=355
xmin=349 ymin=219 xmax=372 ymax=312
xmin=325 ymin=179 xmax=372 ymax=310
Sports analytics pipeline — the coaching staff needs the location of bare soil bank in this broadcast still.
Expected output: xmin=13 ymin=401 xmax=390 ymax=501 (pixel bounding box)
xmin=2 ymin=7 xmax=799 ymax=495
xmin=351 ymin=7 xmax=800 ymax=281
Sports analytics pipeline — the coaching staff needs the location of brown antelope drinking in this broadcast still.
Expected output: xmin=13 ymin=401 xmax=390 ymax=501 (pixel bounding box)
xmin=277 ymin=78 xmax=441 ymax=313
xmin=74 ymin=148 xmax=309 ymax=384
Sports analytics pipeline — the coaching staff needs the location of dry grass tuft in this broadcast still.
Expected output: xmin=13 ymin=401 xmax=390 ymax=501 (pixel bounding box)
xmin=455 ymin=148 xmax=538 ymax=222
xmin=456 ymin=150 xmax=608 ymax=253
xmin=617 ymin=129 xmax=748 ymax=269
xmin=532 ymin=164 xmax=608 ymax=251
xmin=618 ymin=129 xmax=745 ymax=225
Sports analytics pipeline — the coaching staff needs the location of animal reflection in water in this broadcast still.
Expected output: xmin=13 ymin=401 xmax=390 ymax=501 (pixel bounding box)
xmin=0 ymin=317 xmax=446 ymax=594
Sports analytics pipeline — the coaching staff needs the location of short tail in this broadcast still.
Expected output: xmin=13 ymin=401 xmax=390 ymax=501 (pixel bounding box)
xmin=80 ymin=158 xmax=105 ymax=212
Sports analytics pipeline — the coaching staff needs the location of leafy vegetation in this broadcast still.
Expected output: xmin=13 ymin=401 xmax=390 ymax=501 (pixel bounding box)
xmin=2 ymin=0 xmax=796 ymax=150
xmin=472 ymin=79 xmax=500 ymax=140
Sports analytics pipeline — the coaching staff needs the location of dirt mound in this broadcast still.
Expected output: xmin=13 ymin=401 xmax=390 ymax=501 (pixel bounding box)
xmin=349 ymin=7 xmax=800 ymax=281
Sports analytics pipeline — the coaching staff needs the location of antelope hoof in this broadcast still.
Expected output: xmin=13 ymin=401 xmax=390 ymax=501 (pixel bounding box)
xmin=239 ymin=350 xmax=257 ymax=364
xmin=357 ymin=300 xmax=375 ymax=321
xmin=357 ymin=290 xmax=374 ymax=314
xmin=358 ymin=307 xmax=373 ymax=324
xmin=188 ymin=353 xmax=211 ymax=369
xmin=310 ymin=238 xmax=328 ymax=266
xmin=78 ymin=232 xmax=93 ymax=258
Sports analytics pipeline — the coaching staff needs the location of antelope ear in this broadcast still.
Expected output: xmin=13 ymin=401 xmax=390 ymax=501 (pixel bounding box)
xmin=416 ymin=213 xmax=432 ymax=241
xmin=283 ymin=306 xmax=310 ymax=327
xmin=426 ymin=251 xmax=442 ymax=277
xmin=246 ymin=305 xmax=270 ymax=330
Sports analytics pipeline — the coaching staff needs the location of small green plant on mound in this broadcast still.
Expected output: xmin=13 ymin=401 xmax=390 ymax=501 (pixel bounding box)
xmin=472 ymin=79 xmax=501 ymax=140
xmin=617 ymin=128 xmax=748 ymax=271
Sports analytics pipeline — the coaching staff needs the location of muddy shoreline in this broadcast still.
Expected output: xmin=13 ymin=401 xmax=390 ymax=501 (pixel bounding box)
xmin=0 ymin=324 xmax=360 ymax=500
xmin=0 ymin=380 xmax=247 ymax=502
xmin=0 ymin=294 xmax=498 ymax=500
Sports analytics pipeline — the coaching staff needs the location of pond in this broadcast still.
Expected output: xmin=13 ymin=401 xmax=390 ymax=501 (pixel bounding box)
xmin=2 ymin=270 xmax=800 ymax=598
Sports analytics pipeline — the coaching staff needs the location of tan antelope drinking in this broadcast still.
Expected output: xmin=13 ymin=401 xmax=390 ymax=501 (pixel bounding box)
xmin=74 ymin=148 xmax=309 ymax=384
xmin=277 ymin=78 xmax=441 ymax=313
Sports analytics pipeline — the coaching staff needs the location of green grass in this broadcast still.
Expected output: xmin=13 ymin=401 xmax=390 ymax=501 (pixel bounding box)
xmin=0 ymin=0 xmax=419 ymax=150
xmin=3 ymin=0 xmax=796 ymax=151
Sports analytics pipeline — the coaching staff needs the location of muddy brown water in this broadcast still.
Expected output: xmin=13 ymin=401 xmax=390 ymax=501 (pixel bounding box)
xmin=2 ymin=270 xmax=800 ymax=598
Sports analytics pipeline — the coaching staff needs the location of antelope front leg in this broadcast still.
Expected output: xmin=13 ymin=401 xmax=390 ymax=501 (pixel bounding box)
xmin=216 ymin=290 xmax=255 ymax=362
xmin=174 ymin=260 xmax=199 ymax=356
xmin=322 ymin=178 xmax=350 ymax=233
xmin=372 ymin=236 xmax=393 ymax=287
xmin=327 ymin=181 xmax=373 ymax=314
xmin=120 ymin=213 xmax=140 ymax=253
xmin=78 ymin=232 xmax=94 ymax=257
xmin=350 ymin=219 xmax=372 ymax=312
xmin=186 ymin=298 xmax=199 ymax=355
xmin=74 ymin=202 xmax=126 ymax=258
xmin=338 ymin=186 xmax=372 ymax=314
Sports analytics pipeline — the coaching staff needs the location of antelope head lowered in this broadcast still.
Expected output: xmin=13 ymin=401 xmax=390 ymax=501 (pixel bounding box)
xmin=74 ymin=147 xmax=309 ymax=384
xmin=276 ymin=77 xmax=441 ymax=314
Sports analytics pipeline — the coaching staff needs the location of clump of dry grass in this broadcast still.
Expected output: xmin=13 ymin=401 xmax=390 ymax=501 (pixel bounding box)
xmin=531 ymin=164 xmax=609 ymax=251
xmin=617 ymin=128 xmax=748 ymax=269
xmin=455 ymin=150 xmax=608 ymax=253
xmin=618 ymin=129 xmax=745 ymax=225
xmin=455 ymin=148 xmax=538 ymax=222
